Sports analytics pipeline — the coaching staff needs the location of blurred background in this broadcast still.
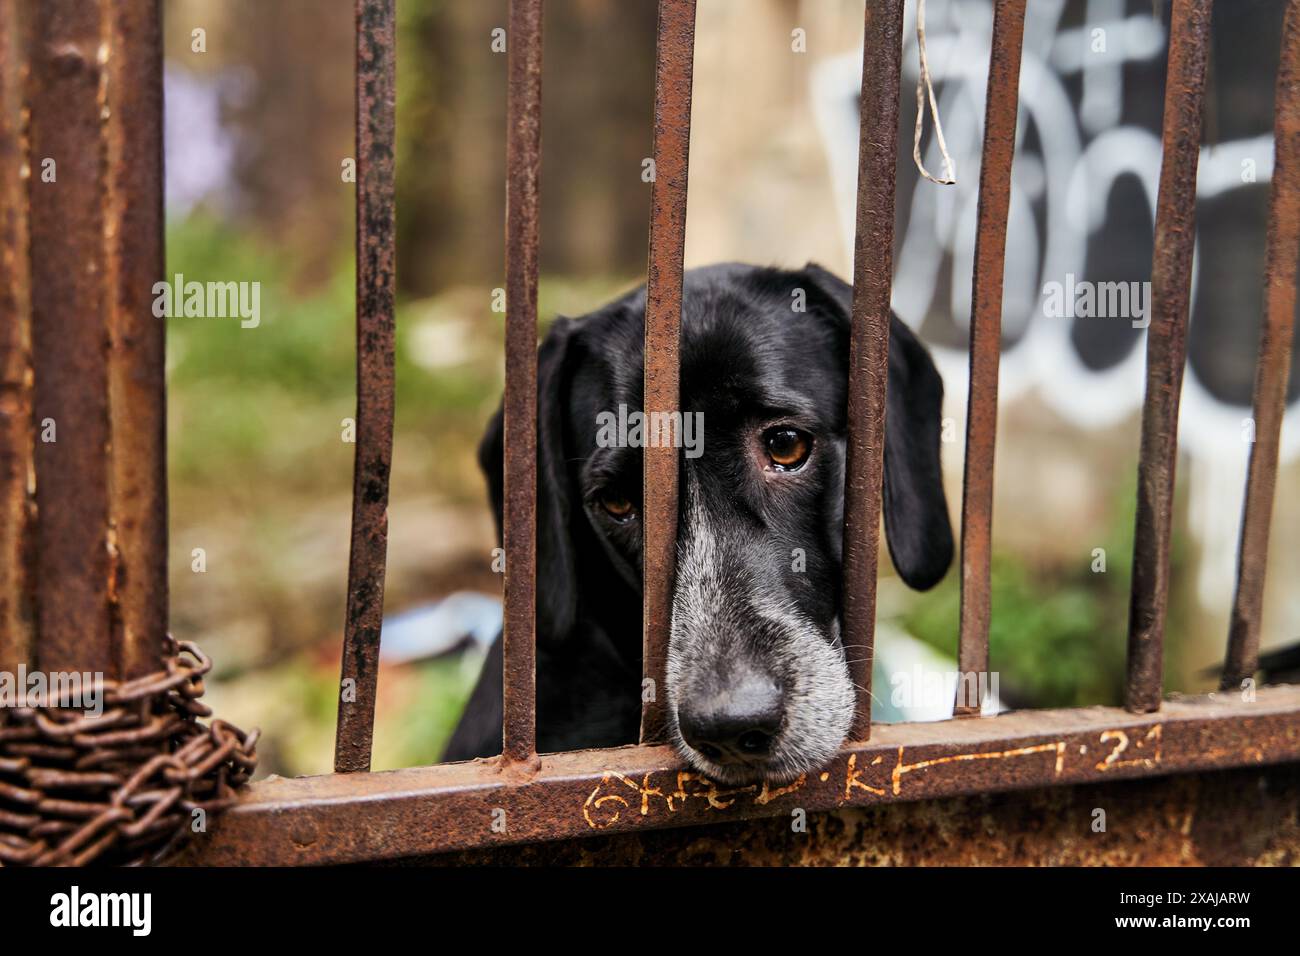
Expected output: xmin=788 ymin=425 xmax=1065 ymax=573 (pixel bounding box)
xmin=162 ymin=0 xmax=1300 ymax=778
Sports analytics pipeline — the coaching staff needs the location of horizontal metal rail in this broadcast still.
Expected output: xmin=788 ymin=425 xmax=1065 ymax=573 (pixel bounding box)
xmin=176 ymin=684 xmax=1300 ymax=865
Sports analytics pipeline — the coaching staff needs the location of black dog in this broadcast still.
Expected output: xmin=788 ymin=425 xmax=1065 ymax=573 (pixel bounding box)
xmin=445 ymin=263 xmax=953 ymax=783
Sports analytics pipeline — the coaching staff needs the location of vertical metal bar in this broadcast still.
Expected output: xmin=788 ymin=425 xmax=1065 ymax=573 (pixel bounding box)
xmin=0 ymin=0 xmax=34 ymax=679
xmin=640 ymin=0 xmax=695 ymax=745
xmin=13 ymin=1 xmax=166 ymax=682
xmin=26 ymin=0 xmax=114 ymax=676
xmin=954 ymin=0 xmax=1027 ymax=717
xmin=1126 ymin=0 xmax=1214 ymax=714
xmin=501 ymin=0 xmax=543 ymax=764
xmin=334 ymin=0 xmax=397 ymax=773
xmin=842 ymin=0 xmax=906 ymax=742
xmin=1223 ymin=0 xmax=1300 ymax=691
xmin=103 ymin=0 xmax=166 ymax=680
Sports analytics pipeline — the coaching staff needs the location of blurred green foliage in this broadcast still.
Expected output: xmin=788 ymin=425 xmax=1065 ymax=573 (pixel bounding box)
xmin=374 ymin=658 xmax=480 ymax=770
xmin=168 ymin=212 xmax=639 ymax=500
xmin=903 ymin=479 xmax=1189 ymax=709
xmin=166 ymin=211 xmax=499 ymax=503
xmin=166 ymin=211 xmax=633 ymax=775
xmin=203 ymin=653 xmax=477 ymax=774
xmin=167 ymin=213 xmax=353 ymax=496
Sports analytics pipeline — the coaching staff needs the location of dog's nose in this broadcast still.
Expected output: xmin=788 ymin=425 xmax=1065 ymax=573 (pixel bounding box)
xmin=677 ymin=675 xmax=784 ymax=765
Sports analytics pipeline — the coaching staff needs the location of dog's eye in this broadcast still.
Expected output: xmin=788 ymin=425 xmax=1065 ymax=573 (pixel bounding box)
xmin=763 ymin=428 xmax=811 ymax=471
xmin=598 ymin=492 xmax=636 ymax=521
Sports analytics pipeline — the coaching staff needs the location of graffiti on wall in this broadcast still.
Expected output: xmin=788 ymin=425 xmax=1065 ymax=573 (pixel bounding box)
xmin=811 ymin=0 xmax=1300 ymax=608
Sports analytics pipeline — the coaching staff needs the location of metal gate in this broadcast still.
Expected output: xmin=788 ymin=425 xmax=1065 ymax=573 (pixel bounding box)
xmin=2 ymin=0 xmax=1299 ymax=866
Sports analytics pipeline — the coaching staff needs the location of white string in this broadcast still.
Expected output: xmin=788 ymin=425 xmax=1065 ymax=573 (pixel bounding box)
xmin=913 ymin=0 xmax=956 ymax=185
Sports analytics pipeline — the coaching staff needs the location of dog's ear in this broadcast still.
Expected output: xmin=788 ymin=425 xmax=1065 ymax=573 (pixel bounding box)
xmin=879 ymin=314 xmax=954 ymax=590
xmin=803 ymin=263 xmax=954 ymax=591
xmin=478 ymin=316 xmax=581 ymax=639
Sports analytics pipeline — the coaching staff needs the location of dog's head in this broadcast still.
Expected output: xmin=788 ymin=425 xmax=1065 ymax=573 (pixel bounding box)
xmin=480 ymin=263 xmax=953 ymax=782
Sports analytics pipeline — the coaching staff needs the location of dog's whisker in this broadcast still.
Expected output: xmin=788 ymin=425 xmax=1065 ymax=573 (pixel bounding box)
xmin=844 ymin=677 xmax=881 ymax=696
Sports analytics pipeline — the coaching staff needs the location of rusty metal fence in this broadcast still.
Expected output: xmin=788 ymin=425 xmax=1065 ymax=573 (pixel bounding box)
xmin=0 ymin=0 xmax=259 ymax=867
xmin=4 ymin=0 xmax=1300 ymax=866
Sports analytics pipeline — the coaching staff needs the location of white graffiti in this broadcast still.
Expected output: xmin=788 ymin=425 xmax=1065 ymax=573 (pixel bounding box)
xmin=812 ymin=0 xmax=1292 ymax=456
xmin=811 ymin=0 xmax=1295 ymax=610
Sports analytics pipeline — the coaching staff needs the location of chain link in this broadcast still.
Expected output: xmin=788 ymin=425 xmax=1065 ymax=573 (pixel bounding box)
xmin=0 ymin=636 xmax=258 ymax=866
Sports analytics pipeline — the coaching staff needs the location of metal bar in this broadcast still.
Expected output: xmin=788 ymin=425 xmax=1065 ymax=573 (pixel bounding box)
xmin=501 ymin=0 xmax=544 ymax=763
xmin=1223 ymin=0 xmax=1300 ymax=691
xmin=176 ymin=684 xmax=1300 ymax=866
xmin=334 ymin=0 xmax=397 ymax=773
xmin=640 ymin=0 xmax=695 ymax=745
xmin=103 ymin=0 xmax=166 ymax=680
xmin=26 ymin=0 xmax=114 ymax=676
xmin=0 ymin=0 xmax=34 ymax=679
xmin=955 ymin=0 xmax=1027 ymax=717
xmin=842 ymin=0 xmax=906 ymax=742
xmin=1126 ymin=0 xmax=1213 ymax=714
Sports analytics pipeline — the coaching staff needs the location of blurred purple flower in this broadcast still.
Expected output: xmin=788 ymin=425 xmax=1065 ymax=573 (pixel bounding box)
xmin=164 ymin=66 xmax=242 ymax=218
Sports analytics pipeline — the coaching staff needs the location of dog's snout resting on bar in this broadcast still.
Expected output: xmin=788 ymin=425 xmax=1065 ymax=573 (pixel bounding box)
xmin=446 ymin=262 xmax=953 ymax=783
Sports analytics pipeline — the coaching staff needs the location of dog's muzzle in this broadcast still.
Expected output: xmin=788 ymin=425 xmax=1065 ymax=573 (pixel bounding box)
xmin=667 ymin=632 xmax=854 ymax=785
xmin=666 ymin=480 xmax=856 ymax=783
xmin=675 ymin=668 xmax=785 ymax=768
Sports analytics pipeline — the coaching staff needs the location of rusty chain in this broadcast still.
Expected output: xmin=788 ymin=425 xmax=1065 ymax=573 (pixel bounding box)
xmin=0 ymin=636 xmax=257 ymax=866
